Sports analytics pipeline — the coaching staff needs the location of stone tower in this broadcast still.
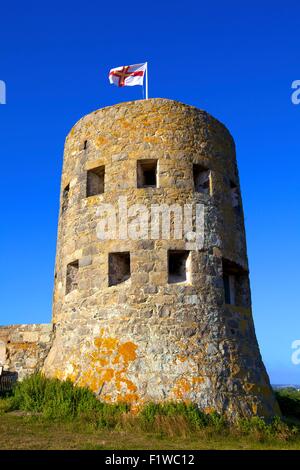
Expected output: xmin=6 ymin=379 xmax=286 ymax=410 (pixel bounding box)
xmin=43 ymin=98 xmax=279 ymax=419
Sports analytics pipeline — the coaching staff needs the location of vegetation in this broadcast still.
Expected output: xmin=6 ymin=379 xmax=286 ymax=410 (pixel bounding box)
xmin=0 ymin=374 xmax=300 ymax=450
xmin=275 ymin=388 xmax=300 ymax=421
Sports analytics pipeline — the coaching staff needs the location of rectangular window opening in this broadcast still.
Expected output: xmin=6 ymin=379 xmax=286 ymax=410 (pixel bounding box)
xmin=66 ymin=260 xmax=79 ymax=294
xmin=87 ymin=166 xmax=105 ymax=197
xmin=137 ymin=159 xmax=158 ymax=188
xmin=193 ymin=164 xmax=210 ymax=194
xmin=109 ymin=252 xmax=131 ymax=287
xmin=230 ymin=181 xmax=239 ymax=208
xmin=222 ymin=259 xmax=249 ymax=307
xmin=62 ymin=184 xmax=69 ymax=213
xmin=168 ymin=250 xmax=190 ymax=284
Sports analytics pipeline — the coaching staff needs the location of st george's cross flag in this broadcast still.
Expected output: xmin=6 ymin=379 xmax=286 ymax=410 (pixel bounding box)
xmin=109 ymin=63 xmax=147 ymax=87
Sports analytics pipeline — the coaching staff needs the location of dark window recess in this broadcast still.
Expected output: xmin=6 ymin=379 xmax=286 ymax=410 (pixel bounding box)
xmin=137 ymin=159 xmax=158 ymax=188
xmin=87 ymin=166 xmax=105 ymax=196
xmin=222 ymin=259 xmax=250 ymax=307
xmin=230 ymin=181 xmax=239 ymax=208
xmin=168 ymin=250 xmax=190 ymax=284
xmin=62 ymin=184 xmax=70 ymax=213
xmin=83 ymin=140 xmax=88 ymax=150
xmin=109 ymin=252 xmax=131 ymax=287
xmin=193 ymin=164 xmax=210 ymax=194
xmin=66 ymin=260 xmax=79 ymax=294
xmin=223 ymin=272 xmax=232 ymax=304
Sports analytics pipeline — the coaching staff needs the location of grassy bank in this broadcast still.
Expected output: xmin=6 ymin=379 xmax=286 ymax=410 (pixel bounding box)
xmin=0 ymin=374 xmax=300 ymax=450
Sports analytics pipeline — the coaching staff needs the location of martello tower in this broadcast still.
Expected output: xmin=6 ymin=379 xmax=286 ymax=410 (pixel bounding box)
xmin=43 ymin=98 xmax=278 ymax=419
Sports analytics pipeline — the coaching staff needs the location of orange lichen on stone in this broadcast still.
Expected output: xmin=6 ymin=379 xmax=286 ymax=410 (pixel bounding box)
xmin=204 ymin=407 xmax=215 ymax=414
xmin=86 ymin=196 xmax=101 ymax=206
xmin=118 ymin=393 xmax=139 ymax=403
xmin=172 ymin=377 xmax=191 ymax=399
xmin=117 ymin=342 xmax=137 ymax=364
xmin=102 ymin=368 xmax=114 ymax=382
xmin=116 ymin=119 xmax=133 ymax=130
xmin=98 ymin=357 xmax=109 ymax=367
xmin=94 ymin=336 xmax=118 ymax=350
xmin=11 ymin=342 xmax=35 ymax=350
xmin=114 ymin=373 xmax=137 ymax=393
xmin=177 ymin=354 xmax=187 ymax=363
xmin=95 ymin=136 xmax=109 ymax=146
xmin=63 ymin=330 xmax=139 ymax=402
xmin=192 ymin=377 xmax=204 ymax=384
xmin=144 ymin=136 xmax=160 ymax=143
xmin=244 ymin=382 xmax=255 ymax=392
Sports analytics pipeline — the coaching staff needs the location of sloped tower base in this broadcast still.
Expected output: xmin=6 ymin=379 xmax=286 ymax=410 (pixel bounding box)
xmin=43 ymin=99 xmax=279 ymax=419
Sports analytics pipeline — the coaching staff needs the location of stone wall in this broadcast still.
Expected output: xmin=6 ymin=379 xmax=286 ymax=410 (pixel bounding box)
xmin=42 ymin=98 xmax=280 ymax=419
xmin=0 ymin=324 xmax=53 ymax=380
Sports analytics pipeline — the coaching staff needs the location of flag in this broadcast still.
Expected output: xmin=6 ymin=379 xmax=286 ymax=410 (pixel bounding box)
xmin=109 ymin=63 xmax=147 ymax=88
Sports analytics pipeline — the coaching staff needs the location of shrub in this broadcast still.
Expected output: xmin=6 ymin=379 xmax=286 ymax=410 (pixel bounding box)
xmin=139 ymin=402 xmax=209 ymax=430
xmin=8 ymin=373 xmax=129 ymax=423
xmin=236 ymin=415 xmax=294 ymax=441
xmin=0 ymin=397 xmax=14 ymax=415
xmin=275 ymin=388 xmax=300 ymax=419
xmin=0 ymin=374 xmax=297 ymax=441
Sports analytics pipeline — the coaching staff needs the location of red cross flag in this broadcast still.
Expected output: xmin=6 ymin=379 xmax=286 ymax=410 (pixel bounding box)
xmin=109 ymin=63 xmax=148 ymax=98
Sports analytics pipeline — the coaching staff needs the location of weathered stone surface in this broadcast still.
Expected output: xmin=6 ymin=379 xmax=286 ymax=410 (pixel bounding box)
xmin=40 ymin=98 xmax=279 ymax=419
xmin=0 ymin=98 xmax=279 ymax=420
xmin=0 ymin=324 xmax=53 ymax=380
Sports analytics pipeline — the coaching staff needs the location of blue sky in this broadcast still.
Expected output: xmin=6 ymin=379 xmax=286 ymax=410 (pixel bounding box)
xmin=0 ymin=0 xmax=299 ymax=384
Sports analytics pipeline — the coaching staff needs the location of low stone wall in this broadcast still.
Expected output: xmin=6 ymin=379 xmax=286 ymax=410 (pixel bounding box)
xmin=0 ymin=324 xmax=53 ymax=380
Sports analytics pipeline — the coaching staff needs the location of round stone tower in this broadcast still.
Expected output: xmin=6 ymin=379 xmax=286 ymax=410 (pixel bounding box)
xmin=43 ymin=98 xmax=279 ymax=419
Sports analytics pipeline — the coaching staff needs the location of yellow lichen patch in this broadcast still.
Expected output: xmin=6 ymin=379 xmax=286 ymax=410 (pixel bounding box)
xmin=102 ymin=394 xmax=112 ymax=401
xmin=172 ymin=378 xmax=191 ymax=399
xmin=252 ymin=403 xmax=258 ymax=414
xmin=94 ymin=336 xmax=118 ymax=350
xmin=115 ymin=374 xmax=137 ymax=393
xmin=11 ymin=342 xmax=34 ymax=350
xmin=53 ymin=369 xmax=65 ymax=381
xmin=95 ymin=136 xmax=109 ymax=146
xmin=67 ymin=330 xmax=139 ymax=403
xmin=192 ymin=377 xmax=204 ymax=384
xmin=102 ymin=368 xmax=114 ymax=382
xmin=116 ymin=119 xmax=134 ymax=130
xmin=204 ymin=407 xmax=215 ymax=414
xmin=232 ymin=363 xmax=241 ymax=376
xmin=117 ymin=342 xmax=137 ymax=364
xmin=177 ymin=354 xmax=187 ymax=363
xmin=118 ymin=393 xmax=139 ymax=403
xmin=98 ymin=357 xmax=109 ymax=367
xmin=86 ymin=196 xmax=101 ymax=207
xmin=244 ymin=382 xmax=255 ymax=393
xmin=144 ymin=136 xmax=160 ymax=143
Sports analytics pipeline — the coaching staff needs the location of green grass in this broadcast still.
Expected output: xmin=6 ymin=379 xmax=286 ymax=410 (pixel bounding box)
xmin=0 ymin=374 xmax=300 ymax=450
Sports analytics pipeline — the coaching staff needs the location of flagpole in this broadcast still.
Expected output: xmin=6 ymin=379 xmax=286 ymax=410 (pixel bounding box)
xmin=145 ymin=62 xmax=149 ymax=100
